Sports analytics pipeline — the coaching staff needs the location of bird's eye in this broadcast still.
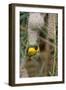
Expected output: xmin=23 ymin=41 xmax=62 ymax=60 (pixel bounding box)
xmin=35 ymin=46 xmax=38 ymax=50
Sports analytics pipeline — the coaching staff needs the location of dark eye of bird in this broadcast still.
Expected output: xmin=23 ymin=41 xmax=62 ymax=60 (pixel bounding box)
xmin=35 ymin=46 xmax=38 ymax=50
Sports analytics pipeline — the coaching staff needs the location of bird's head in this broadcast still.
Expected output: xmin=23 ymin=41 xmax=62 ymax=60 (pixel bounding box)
xmin=27 ymin=45 xmax=39 ymax=57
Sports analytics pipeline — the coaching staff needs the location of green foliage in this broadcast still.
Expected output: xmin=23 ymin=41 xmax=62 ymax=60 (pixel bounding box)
xmin=20 ymin=31 xmax=28 ymax=57
xmin=39 ymin=26 xmax=48 ymax=38
xmin=20 ymin=12 xmax=29 ymax=60
xmin=20 ymin=12 xmax=29 ymax=26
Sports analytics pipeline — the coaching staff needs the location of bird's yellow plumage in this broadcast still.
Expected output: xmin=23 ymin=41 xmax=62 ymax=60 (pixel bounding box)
xmin=27 ymin=46 xmax=39 ymax=56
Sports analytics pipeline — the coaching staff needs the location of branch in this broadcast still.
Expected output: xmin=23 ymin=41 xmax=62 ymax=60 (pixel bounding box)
xmin=39 ymin=36 xmax=56 ymax=48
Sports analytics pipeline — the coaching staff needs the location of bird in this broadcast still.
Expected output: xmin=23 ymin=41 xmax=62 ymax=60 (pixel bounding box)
xmin=27 ymin=46 xmax=39 ymax=57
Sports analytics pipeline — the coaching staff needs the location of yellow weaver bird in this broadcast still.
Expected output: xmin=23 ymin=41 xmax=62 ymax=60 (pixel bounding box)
xmin=27 ymin=46 xmax=39 ymax=56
